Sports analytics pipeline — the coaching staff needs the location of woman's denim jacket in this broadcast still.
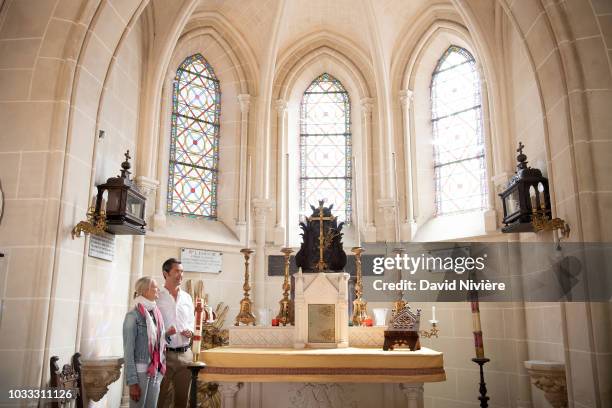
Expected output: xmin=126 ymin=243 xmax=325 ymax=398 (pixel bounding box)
xmin=122 ymin=308 xmax=152 ymax=385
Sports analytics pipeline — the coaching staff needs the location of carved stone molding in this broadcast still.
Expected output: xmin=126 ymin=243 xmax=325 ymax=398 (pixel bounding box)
xmin=275 ymin=98 xmax=288 ymax=113
xmin=290 ymin=383 xmax=358 ymax=408
xmin=360 ymin=97 xmax=374 ymax=115
xmin=399 ymin=89 xmax=414 ymax=108
xmin=80 ymin=357 xmax=124 ymax=402
xmin=524 ymin=360 xmax=568 ymax=408
xmin=218 ymin=382 xmax=243 ymax=408
xmin=238 ymin=94 xmax=251 ymax=113
xmin=399 ymin=383 xmax=424 ymax=408
xmin=252 ymin=198 xmax=273 ymax=225
xmin=134 ymin=175 xmax=159 ymax=198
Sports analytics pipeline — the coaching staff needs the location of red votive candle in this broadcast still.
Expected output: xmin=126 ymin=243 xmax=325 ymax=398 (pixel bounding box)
xmin=364 ymin=318 xmax=373 ymax=327
xmin=271 ymin=318 xmax=279 ymax=326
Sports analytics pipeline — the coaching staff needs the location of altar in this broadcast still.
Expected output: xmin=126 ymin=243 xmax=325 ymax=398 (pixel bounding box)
xmin=198 ymin=346 xmax=445 ymax=408
xmin=200 ymin=202 xmax=445 ymax=407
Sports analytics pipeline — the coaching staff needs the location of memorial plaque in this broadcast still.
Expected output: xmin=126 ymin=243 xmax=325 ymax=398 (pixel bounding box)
xmin=181 ymin=248 xmax=222 ymax=273
xmin=88 ymin=233 xmax=116 ymax=261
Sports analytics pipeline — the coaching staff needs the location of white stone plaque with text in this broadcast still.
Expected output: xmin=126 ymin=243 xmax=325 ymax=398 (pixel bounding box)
xmin=180 ymin=248 xmax=222 ymax=273
xmin=89 ymin=233 xmax=115 ymax=261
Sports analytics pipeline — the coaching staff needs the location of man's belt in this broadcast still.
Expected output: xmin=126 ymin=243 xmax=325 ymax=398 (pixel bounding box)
xmin=167 ymin=345 xmax=190 ymax=353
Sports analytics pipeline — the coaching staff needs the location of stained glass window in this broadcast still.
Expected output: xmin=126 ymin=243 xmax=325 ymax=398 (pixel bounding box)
xmin=167 ymin=54 xmax=220 ymax=218
xmin=300 ymin=73 xmax=352 ymax=222
xmin=431 ymin=46 xmax=486 ymax=215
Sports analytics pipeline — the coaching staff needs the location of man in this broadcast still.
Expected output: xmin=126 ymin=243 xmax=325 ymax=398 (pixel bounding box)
xmin=157 ymin=258 xmax=194 ymax=408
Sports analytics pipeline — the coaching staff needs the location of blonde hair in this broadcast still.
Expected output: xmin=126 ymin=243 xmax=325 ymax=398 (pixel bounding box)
xmin=133 ymin=276 xmax=155 ymax=299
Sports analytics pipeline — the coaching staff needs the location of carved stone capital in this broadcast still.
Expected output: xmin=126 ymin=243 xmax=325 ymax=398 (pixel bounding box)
xmin=80 ymin=357 xmax=124 ymax=402
xmin=252 ymin=198 xmax=273 ymax=225
xmin=134 ymin=176 xmax=159 ymax=198
xmin=218 ymin=382 xmax=242 ymax=396
xmin=274 ymin=98 xmax=288 ymax=113
xmin=219 ymin=382 xmax=243 ymax=408
xmin=360 ymin=97 xmax=374 ymax=115
xmin=524 ymin=361 xmax=568 ymax=408
xmin=400 ymin=383 xmax=424 ymax=405
xmin=399 ymin=89 xmax=414 ymax=108
xmin=238 ymin=94 xmax=251 ymax=114
xmin=491 ymin=171 xmax=512 ymax=194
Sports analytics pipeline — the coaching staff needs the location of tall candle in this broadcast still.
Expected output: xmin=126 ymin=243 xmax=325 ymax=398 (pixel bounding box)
xmin=192 ymin=297 xmax=204 ymax=361
xmin=352 ymin=157 xmax=361 ymax=246
xmin=285 ymin=153 xmax=290 ymax=247
xmin=471 ymin=297 xmax=485 ymax=359
xmin=245 ymin=155 xmax=252 ymax=248
xmin=432 ymin=306 xmax=437 ymax=322
xmin=392 ymin=152 xmax=400 ymax=242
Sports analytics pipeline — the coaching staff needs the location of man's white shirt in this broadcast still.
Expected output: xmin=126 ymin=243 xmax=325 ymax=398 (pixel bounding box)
xmin=157 ymin=286 xmax=195 ymax=348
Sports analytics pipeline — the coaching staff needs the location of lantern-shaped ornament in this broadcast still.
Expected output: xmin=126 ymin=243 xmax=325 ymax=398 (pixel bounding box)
xmin=499 ymin=142 xmax=551 ymax=233
xmin=95 ymin=151 xmax=146 ymax=235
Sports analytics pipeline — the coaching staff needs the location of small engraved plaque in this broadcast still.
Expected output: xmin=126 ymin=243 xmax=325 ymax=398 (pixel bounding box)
xmin=180 ymin=248 xmax=222 ymax=273
xmin=308 ymin=304 xmax=335 ymax=343
xmin=88 ymin=233 xmax=115 ymax=261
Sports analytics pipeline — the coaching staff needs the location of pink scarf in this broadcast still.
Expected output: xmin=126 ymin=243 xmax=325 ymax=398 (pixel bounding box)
xmin=136 ymin=301 xmax=167 ymax=377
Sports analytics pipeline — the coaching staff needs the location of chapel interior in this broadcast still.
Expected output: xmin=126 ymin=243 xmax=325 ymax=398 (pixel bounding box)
xmin=0 ymin=0 xmax=611 ymax=407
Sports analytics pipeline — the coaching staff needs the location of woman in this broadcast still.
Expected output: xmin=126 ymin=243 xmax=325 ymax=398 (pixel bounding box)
xmin=123 ymin=276 xmax=167 ymax=407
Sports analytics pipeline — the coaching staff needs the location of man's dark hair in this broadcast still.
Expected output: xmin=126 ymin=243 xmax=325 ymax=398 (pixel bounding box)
xmin=162 ymin=258 xmax=181 ymax=277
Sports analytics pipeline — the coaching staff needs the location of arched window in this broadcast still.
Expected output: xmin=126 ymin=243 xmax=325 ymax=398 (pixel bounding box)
xmin=300 ymin=73 xmax=352 ymax=222
xmin=431 ymin=45 xmax=486 ymax=215
xmin=167 ymin=54 xmax=220 ymax=218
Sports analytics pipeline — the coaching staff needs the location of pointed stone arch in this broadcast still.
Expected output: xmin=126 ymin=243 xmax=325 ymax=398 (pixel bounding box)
xmin=271 ymin=31 xmax=379 ymax=246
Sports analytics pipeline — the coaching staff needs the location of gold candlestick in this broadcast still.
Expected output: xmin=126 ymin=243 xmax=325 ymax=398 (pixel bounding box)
xmin=351 ymin=246 xmax=369 ymax=326
xmin=276 ymin=247 xmax=294 ymax=326
xmin=235 ymin=248 xmax=256 ymax=326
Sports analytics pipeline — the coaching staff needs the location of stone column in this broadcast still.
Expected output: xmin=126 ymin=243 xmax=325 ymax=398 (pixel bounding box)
xmin=152 ymin=102 xmax=169 ymax=231
xmin=252 ymin=199 xmax=271 ymax=309
xmin=218 ymin=382 xmax=242 ymax=408
xmin=399 ymin=383 xmax=424 ymax=408
xmin=478 ymin=73 xmax=497 ymax=232
xmin=399 ymin=89 xmax=417 ymax=240
xmin=237 ymin=94 xmax=251 ymax=243
xmin=360 ymin=97 xmax=376 ymax=241
xmin=273 ymin=99 xmax=288 ymax=246
xmin=133 ymin=175 xmax=159 ymax=288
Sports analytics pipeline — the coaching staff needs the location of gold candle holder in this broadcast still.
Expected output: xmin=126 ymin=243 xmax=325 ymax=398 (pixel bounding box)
xmin=419 ymin=321 xmax=440 ymax=338
xmin=276 ymin=247 xmax=294 ymax=326
xmin=351 ymin=246 xmax=369 ymax=326
xmin=235 ymin=248 xmax=256 ymax=326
